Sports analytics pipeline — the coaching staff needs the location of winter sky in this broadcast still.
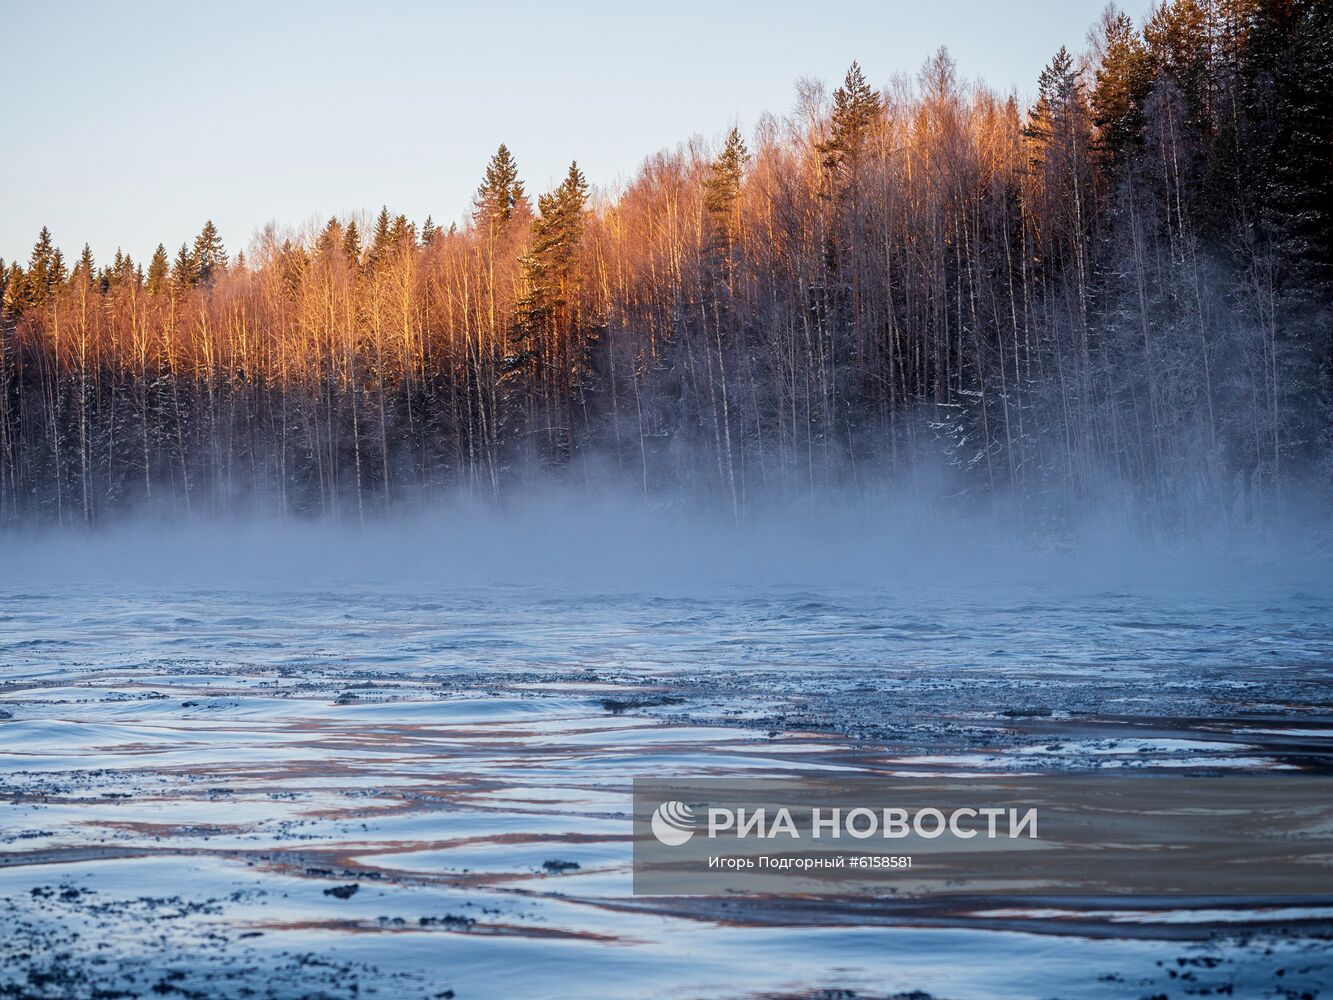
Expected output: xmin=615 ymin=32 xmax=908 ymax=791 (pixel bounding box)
xmin=3 ymin=0 xmax=1121 ymax=265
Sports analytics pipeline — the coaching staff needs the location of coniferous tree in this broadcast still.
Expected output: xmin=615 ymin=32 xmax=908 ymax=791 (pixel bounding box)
xmin=107 ymin=248 xmax=134 ymax=290
xmin=519 ymin=161 xmax=589 ymax=325
xmin=1245 ymin=0 xmax=1333 ymax=277
xmin=368 ymin=206 xmax=393 ymax=269
xmin=75 ymin=244 xmax=95 ymax=287
xmin=1144 ymin=0 xmax=1214 ymax=135
xmin=820 ymin=61 xmax=882 ymax=174
xmin=1092 ymin=10 xmax=1154 ymax=173
xmin=474 ymin=144 xmax=526 ymax=229
xmin=317 ymin=217 xmax=342 ymax=258
xmin=704 ymin=127 xmax=748 ymax=267
xmin=1 ymin=262 xmax=20 ymax=316
xmin=146 ymin=244 xmax=169 ymax=296
xmin=192 ymin=220 xmax=226 ymax=286
xmin=511 ymin=161 xmax=591 ymax=459
xmin=342 ymin=220 xmax=362 ymax=266
xmin=23 ymin=227 xmax=57 ymax=307
xmin=172 ymin=244 xmax=196 ymax=287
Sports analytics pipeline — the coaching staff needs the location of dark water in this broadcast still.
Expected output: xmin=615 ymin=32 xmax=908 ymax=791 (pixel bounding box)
xmin=2 ymin=578 xmax=1332 ymax=998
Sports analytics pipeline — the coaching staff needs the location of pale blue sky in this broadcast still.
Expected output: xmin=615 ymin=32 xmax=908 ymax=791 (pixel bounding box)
xmin=2 ymin=0 xmax=1123 ymax=266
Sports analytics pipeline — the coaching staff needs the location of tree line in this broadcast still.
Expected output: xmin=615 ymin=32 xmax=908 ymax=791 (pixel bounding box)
xmin=1 ymin=0 xmax=1329 ymax=528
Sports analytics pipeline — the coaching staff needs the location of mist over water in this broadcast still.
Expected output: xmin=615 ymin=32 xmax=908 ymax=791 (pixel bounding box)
xmin=4 ymin=490 xmax=1332 ymax=999
xmin=4 ymin=484 xmax=1329 ymax=598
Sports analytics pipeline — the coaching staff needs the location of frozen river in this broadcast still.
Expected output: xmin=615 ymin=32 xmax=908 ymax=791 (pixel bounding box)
xmin=2 ymin=532 xmax=1332 ymax=998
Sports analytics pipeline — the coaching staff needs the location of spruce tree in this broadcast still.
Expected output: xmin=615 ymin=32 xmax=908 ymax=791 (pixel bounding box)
xmin=475 ymin=144 xmax=526 ymax=230
xmin=522 ymin=161 xmax=589 ymax=313
xmin=25 ymin=226 xmax=57 ymax=305
xmin=146 ymin=244 xmax=169 ymax=296
xmin=389 ymin=213 xmax=412 ymax=246
xmin=1092 ymin=12 xmax=1154 ymax=173
xmin=342 ymin=220 xmax=362 ymax=266
xmin=1246 ymin=0 xmax=1333 ymax=277
xmin=172 ymin=243 xmax=196 ymax=287
xmin=1 ymin=263 xmax=21 ymax=316
xmin=1144 ymin=0 xmax=1214 ymax=135
xmin=76 ymin=244 xmax=95 ymax=286
xmin=108 ymin=248 xmax=133 ymax=289
xmin=1026 ymin=47 xmax=1091 ymax=170
xmin=192 ymin=220 xmax=226 ymax=286
xmin=368 ymin=206 xmax=393 ymax=269
xmin=317 ymin=217 xmax=342 ymax=258
xmin=511 ymin=161 xmax=592 ymax=457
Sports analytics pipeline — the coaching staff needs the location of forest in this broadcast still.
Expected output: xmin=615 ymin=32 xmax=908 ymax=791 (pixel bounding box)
xmin=1 ymin=0 xmax=1329 ymax=529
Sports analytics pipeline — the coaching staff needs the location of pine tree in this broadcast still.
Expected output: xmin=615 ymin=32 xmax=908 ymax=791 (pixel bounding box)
xmin=146 ymin=244 xmax=169 ymax=296
xmin=420 ymin=215 xmax=437 ymax=246
xmin=704 ymin=127 xmax=748 ymax=274
xmin=820 ymin=61 xmax=882 ymax=173
xmin=705 ymin=128 xmax=748 ymax=221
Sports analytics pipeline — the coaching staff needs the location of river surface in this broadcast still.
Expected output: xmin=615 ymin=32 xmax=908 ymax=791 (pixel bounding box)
xmin=2 ymin=567 xmax=1332 ymax=998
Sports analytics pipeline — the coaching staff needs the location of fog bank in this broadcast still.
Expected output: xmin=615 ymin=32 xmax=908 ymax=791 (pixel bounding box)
xmin=3 ymin=487 xmax=1329 ymax=599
